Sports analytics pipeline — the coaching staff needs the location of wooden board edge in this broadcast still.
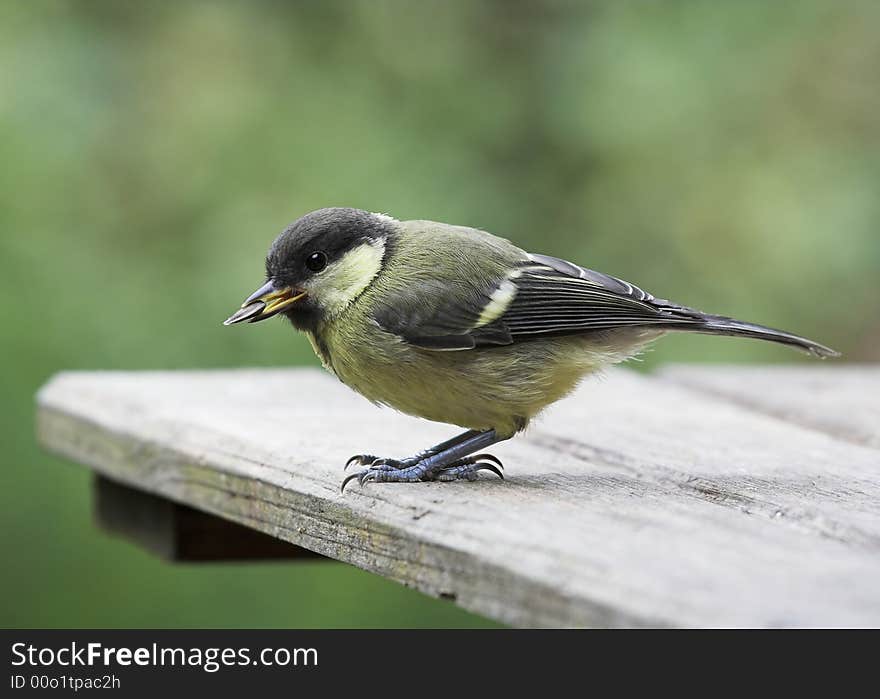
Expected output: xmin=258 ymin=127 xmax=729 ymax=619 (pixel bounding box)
xmin=34 ymin=393 xmax=661 ymax=629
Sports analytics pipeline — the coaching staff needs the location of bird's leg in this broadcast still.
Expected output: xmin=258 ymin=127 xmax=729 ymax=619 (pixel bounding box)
xmin=345 ymin=429 xmax=482 ymax=470
xmin=341 ymin=429 xmax=507 ymax=492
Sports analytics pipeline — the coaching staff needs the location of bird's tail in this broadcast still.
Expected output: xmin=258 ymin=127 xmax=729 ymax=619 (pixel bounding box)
xmin=673 ymin=314 xmax=840 ymax=358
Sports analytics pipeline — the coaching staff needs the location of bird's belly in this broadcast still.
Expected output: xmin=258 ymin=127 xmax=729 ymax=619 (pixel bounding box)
xmin=318 ymin=326 xmax=647 ymax=436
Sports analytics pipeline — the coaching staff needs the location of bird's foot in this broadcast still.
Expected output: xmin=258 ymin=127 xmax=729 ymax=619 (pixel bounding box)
xmin=340 ymin=454 xmax=503 ymax=493
xmin=344 ymin=454 xmax=420 ymax=470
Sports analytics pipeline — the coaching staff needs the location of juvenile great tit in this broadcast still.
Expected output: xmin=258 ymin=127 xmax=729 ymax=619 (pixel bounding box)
xmin=224 ymin=207 xmax=838 ymax=493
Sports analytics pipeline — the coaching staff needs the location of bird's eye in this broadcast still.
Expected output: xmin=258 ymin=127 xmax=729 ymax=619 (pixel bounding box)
xmin=306 ymin=251 xmax=328 ymax=273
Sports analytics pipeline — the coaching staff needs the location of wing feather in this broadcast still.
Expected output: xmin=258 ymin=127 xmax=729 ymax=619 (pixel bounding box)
xmin=373 ymin=252 xmax=703 ymax=350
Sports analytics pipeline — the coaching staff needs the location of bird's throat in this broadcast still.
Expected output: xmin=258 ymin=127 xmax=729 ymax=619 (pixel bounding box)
xmin=305 ymin=330 xmax=336 ymax=375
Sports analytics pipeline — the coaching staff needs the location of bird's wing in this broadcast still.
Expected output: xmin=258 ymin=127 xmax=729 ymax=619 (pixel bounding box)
xmin=373 ymin=252 xmax=703 ymax=350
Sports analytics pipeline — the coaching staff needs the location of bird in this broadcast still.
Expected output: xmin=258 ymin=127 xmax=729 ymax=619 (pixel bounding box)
xmin=224 ymin=207 xmax=838 ymax=493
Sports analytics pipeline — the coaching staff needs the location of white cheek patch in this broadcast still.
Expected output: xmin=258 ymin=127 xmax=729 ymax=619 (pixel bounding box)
xmin=307 ymin=238 xmax=386 ymax=317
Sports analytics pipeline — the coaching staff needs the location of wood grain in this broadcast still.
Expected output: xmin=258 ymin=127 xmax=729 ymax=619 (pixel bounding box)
xmin=658 ymin=364 xmax=880 ymax=448
xmin=36 ymin=366 xmax=880 ymax=627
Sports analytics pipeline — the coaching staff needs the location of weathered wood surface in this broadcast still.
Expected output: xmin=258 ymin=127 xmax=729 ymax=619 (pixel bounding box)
xmin=659 ymin=364 xmax=880 ymax=449
xmin=36 ymin=365 xmax=880 ymax=628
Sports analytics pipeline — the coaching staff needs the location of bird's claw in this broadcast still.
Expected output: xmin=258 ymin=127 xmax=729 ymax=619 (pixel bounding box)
xmin=339 ymin=453 xmax=505 ymax=493
xmin=344 ymin=455 xmax=417 ymax=470
xmin=340 ymin=472 xmax=360 ymax=492
xmin=434 ymin=456 xmax=504 ymax=482
xmin=340 ymin=460 xmax=401 ymax=492
xmin=469 ymin=453 xmax=503 ymax=469
xmin=344 ymin=454 xmax=380 ymax=470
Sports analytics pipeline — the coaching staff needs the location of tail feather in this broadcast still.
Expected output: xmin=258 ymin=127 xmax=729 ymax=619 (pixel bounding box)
xmin=680 ymin=314 xmax=840 ymax=358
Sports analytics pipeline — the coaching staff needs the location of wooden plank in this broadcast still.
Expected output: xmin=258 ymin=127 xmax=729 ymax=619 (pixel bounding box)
xmin=36 ymin=367 xmax=880 ymax=628
xmin=658 ymin=365 xmax=880 ymax=449
xmin=94 ymin=475 xmax=325 ymax=562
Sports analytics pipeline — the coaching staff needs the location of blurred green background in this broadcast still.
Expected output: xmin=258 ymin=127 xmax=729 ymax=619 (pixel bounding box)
xmin=2 ymin=0 xmax=877 ymax=628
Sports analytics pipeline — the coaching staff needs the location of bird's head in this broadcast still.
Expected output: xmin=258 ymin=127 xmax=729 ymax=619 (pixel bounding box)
xmin=224 ymin=208 xmax=395 ymax=330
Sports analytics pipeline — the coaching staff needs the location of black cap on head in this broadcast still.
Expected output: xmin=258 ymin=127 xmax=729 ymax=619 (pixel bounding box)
xmin=266 ymin=207 xmax=393 ymax=284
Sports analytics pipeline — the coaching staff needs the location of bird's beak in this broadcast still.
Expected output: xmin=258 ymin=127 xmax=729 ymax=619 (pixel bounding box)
xmin=223 ymin=280 xmax=307 ymax=325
